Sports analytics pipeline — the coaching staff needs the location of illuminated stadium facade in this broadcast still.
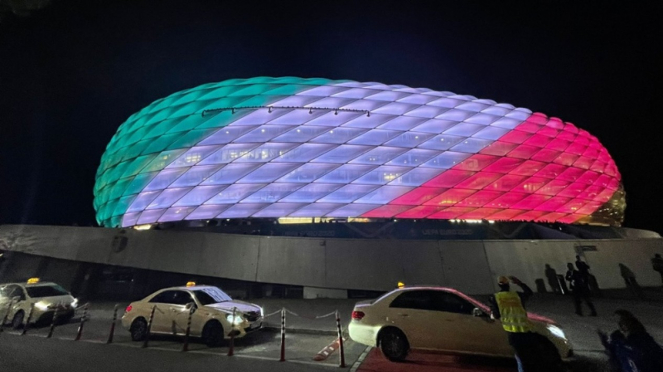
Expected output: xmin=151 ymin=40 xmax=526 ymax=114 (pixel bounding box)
xmin=94 ymin=77 xmax=626 ymax=229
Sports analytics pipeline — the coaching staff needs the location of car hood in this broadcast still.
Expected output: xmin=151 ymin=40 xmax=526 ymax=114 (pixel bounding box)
xmin=204 ymin=300 xmax=260 ymax=314
xmin=34 ymin=295 xmax=75 ymax=306
xmin=526 ymin=312 xmax=556 ymax=325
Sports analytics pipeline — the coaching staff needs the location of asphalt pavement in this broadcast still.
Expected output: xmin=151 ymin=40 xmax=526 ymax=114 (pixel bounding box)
xmin=1 ymin=288 xmax=661 ymax=372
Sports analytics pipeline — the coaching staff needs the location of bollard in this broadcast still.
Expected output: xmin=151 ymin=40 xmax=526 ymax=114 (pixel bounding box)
xmin=106 ymin=304 xmax=119 ymax=344
xmin=335 ymin=310 xmax=346 ymax=368
xmin=227 ymin=307 xmax=236 ymax=356
xmin=142 ymin=305 xmax=156 ymax=348
xmin=0 ymin=298 xmax=14 ymax=333
xmin=46 ymin=306 xmax=60 ymax=338
xmin=21 ymin=303 xmax=35 ymax=336
xmin=279 ymin=308 xmax=286 ymax=362
xmin=182 ymin=303 xmax=194 ymax=352
xmin=74 ymin=303 xmax=89 ymax=341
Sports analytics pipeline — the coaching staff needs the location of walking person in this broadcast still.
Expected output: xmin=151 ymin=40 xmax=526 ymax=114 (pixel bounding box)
xmin=565 ymin=263 xmax=597 ymax=316
xmin=489 ymin=276 xmax=562 ymax=372
xmin=651 ymin=254 xmax=663 ymax=286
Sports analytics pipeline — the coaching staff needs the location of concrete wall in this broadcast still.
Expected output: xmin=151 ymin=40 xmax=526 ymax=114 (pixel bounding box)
xmin=1 ymin=225 xmax=662 ymax=295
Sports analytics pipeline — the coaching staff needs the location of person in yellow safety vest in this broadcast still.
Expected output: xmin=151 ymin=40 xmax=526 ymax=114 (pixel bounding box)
xmin=489 ymin=275 xmax=540 ymax=372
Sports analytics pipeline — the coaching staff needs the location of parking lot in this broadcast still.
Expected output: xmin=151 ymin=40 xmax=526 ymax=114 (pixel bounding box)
xmin=1 ymin=290 xmax=663 ymax=372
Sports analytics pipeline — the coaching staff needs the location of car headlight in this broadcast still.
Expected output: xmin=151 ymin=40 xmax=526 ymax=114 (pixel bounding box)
xmin=35 ymin=302 xmax=49 ymax=311
xmin=71 ymin=298 xmax=78 ymax=308
xmin=547 ymin=324 xmax=566 ymax=339
xmin=226 ymin=314 xmax=244 ymax=325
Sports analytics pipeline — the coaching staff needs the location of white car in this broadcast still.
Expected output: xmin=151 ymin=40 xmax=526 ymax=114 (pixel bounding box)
xmin=122 ymin=285 xmax=263 ymax=346
xmin=349 ymin=286 xmax=572 ymax=362
xmin=0 ymin=279 xmax=78 ymax=328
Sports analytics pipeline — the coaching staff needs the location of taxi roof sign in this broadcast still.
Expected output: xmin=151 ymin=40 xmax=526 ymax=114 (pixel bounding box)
xmin=186 ymin=281 xmax=196 ymax=287
xmin=397 ymin=281 xmax=405 ymax=288
xmin=27 ymin=278 xmax=40 ymax=284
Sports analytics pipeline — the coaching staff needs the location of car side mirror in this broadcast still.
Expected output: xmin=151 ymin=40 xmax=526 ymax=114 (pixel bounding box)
xmin=472 ymin=308 xmax=485 ymax=317
xmin=185 ymin=302 xmax=197 ymax=312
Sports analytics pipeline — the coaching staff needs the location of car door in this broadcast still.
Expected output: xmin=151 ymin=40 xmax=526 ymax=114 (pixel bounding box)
xmin=147 ymin=291 xmax=180 ymax=333
xmin=0 ymin=286 xmax=12 ymax=321
xmin=168 ymin=291 xmax=198 ymax=335
xmin=433 ymin=291 xmax=511 ymax=356
xmin=386 ymin=290 xmax=456 ymax=351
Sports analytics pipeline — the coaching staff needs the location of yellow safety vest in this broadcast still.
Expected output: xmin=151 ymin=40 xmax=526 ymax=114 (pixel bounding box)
xmin=494 ymin=291 xmax=532 ymax=333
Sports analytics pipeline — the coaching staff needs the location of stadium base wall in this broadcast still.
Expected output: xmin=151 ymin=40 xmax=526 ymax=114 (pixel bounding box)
xmin=1 ymin=225 xmax=661 ymax=295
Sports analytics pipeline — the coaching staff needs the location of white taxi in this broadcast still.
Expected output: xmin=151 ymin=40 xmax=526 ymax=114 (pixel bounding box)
xmin=0 ymin=279 xmax=78 ymax=328
xmin=122 ymin=284 xmax=263 ymax=346
xmin=349 ymin=286 xmax=572 ymax=362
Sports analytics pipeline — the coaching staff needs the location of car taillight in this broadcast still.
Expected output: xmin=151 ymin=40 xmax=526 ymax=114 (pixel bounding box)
xmin=125 ymin=305 xmax=133 ymax=313
xmin=352 ymin=311 xmax=365 ymax=320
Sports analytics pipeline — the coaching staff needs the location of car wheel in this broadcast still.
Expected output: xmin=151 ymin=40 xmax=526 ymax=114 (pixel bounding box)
xmin=11 ymin=311 xmax=24 ymax=330
xmin=130 ymin=318 xmax=148 ymax=341
xmin=202 ymin=320 xmax=224 ymax=347
xmin=379 ymin=328 xmax=409 ymax=362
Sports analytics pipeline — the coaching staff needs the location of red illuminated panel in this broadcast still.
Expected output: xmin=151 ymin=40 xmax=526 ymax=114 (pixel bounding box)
xmin=458 ymin=208 xmax=502 ymax=220
xmin=573 ymin=157 xmax=594 ymax=170
xmin=536 ymin=212 xmax=567 ymax=222
xmin=512 ymin=210 xmax=547 ymax=221
xmin=488 ymin=174 xmax=529 ymax=191
xmin=362 ymin=205 xmax=414 ymax=218
xmin=533 ymin=196 xmax=571 ymax=212
xmin=499 ymin=130 xmax=532 ymax=144
xmin=553 ymin=152 xmax=580 ymax=166
xmin=514 ymin=177 xmax=550 ymax=194
xmin=557 ymin=167 xmax=586 ymax=182
xmin=510 ymin=160 xmax=546 ymax=176
xmin=390 ymin=187 xmax=447 ymax=205
xmin=424 ymin=188 xmax=477 ymax=206
xmin=454 ymin=172 xmax=504 ymax=190
xmin=527 ymin=113 xmax=548 ymax=125
xmin=428 ymin=207 xmax=476 ymax=219
xmin=546 ymin=138 xmax=571 ymax=152
xmin=485 ymin=192 xmax=529 ymax=208
xmin=511 ymin=194 xmax=551 ymax=210
xmin=590 ymin=161 xmax=606 ymax=173
xmin=564 ymin=123 xmax=579 ymax=134
xmin=546 ymin=117 xmax=564 ymax=129
xmin=487 ymin=209 xmax=525 ymax=220
xmin=558 ymin=182 xmax=589 ymax=198
xmin=535 ymin=179 xmax=571 ymax=196
xmin=557 ymin=130 xmax=576 ymax=141
xmin=523 ymin=134 xmax=553 ymax=148
xmin=576 ymin=201 xmax=603 ymax=215
xmin=479 ymin=141 xmax=518 ymax=156
xmin=395 ymin=205 xmax=445 ymax=218
xmin=423 ymin=170 xmax=475 ymax=187
xmin=453 ymin=154 xmax=499 ymax=171
xmin=577 ymin=184 xmax=604 ymax=200
xmin=565 ymin=143 xmax=587 ymax=155
xmin=508 ymin=144 xmax=541 ymax=159
xmin=595 ymin=188 xmax=616 ymax=203
xmin=576 ymin=171 xmax=600 ymax=185
xmin=516 ymin=122 xmax=542 ymax=133
xmin=455 ymin=190 xmax=504 ymax=207
xmin=482 ymin=157 xmax=524 ymax=174
xmin=537 ymin=126 xmax=559 ymax=137
xmin=556 ymin=198 xmax=587 ymax=213
xmin=534 ymin=163 xmax=567 ymax=179
xmin=530 ymin=148 xmax=561 ymax=163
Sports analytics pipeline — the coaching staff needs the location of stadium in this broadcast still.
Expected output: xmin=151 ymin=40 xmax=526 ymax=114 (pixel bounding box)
xmin=0 ymin=78 xmax=659 ymax=300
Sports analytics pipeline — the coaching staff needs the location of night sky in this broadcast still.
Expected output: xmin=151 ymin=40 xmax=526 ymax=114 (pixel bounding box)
xmin=1 ymin=1 xmax=662 ymax=232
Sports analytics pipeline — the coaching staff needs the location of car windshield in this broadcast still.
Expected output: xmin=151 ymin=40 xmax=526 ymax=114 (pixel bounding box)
xmin=26 ymin=284 xmax=69 ymax=298
xmin=193 ymin=287 xmax=232 ymax=305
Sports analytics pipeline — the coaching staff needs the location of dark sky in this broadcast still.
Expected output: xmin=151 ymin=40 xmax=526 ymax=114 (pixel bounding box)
xmin=1 ymin=1 xmax=662 ymax=232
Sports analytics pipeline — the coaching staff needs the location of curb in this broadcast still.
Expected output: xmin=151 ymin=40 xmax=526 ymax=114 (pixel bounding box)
xmin=262 ymin=326 xmax=340 ymax=336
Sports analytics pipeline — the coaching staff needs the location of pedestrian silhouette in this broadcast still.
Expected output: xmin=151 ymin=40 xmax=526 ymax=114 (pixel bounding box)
xmin=566 ymin=262 xmax=597 ymax=316
xmin=651 ymin=254 xmax=663 ymax=285
xmin=619 ymin=263 xmax=643 ymax=299
xmin=545 ymin=264 xmax=561 ymax=294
